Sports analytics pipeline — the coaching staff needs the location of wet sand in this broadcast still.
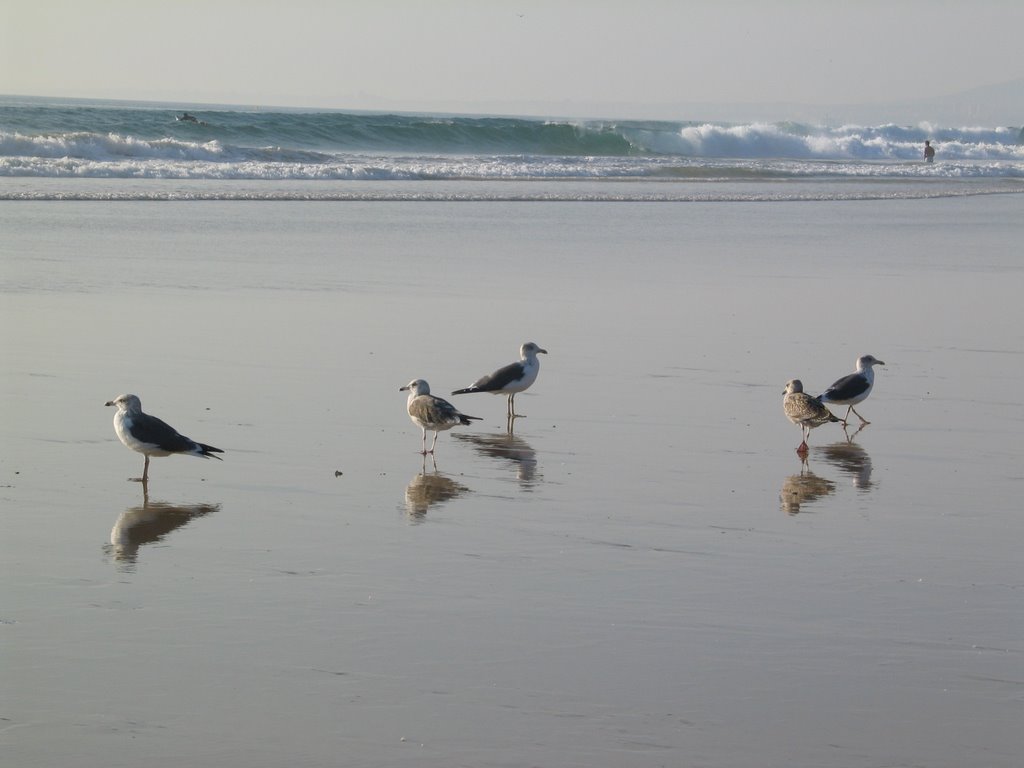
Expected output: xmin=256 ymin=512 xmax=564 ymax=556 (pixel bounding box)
xmin=2 ymin=194 xmax=1022 ymax=767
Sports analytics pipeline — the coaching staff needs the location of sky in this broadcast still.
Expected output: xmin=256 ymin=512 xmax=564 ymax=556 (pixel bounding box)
xmin=4 ymin=1 xmax=1024 ymax=121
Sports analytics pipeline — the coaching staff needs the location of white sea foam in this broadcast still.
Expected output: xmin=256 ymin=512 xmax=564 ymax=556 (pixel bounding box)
xmin=1 ymin=100 xmax=1022 ymax=195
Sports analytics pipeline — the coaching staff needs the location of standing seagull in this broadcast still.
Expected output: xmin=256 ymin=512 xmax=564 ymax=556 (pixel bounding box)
xmin=105 ymin=394 xmax=223 ymax=483
xmin=783 ymin=379 xmax=840 ymax=453
xmin=451 ymin=342 xmax=548 ymax=418
xmin=819 ymin=354 xmax=886 ymax=426
xmin=401 ymin=379 xmax=481 ymax=455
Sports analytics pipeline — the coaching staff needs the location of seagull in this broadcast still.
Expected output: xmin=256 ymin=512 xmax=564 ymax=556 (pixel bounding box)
xmin=819 ymin=354 xmax=886 ymax=426
xmin=400 ymin=379 xmax=481 ymax=455
xmin=783 ymin=379 xmax=840 ymax=453
xmin=105 ymin=394 xmax=223 ymax=483
xmin=451 ymin=342 xmax=548 ymax=418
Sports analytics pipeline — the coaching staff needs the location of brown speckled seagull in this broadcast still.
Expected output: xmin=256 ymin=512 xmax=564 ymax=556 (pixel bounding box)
xmin=783 ymin=379 xmax=840 ymax=453
xmin=401 ymin=379 xmax=481 ymax=455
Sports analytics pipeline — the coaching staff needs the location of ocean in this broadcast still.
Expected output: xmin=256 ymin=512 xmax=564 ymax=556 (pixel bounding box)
xmin=2 ymin=95 xmax=1023 ymax=201
xmin=3 ymin=97 xmax=1023 ymax=768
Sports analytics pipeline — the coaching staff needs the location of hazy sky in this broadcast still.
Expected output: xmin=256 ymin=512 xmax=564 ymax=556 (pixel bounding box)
xmin=4 ymin=1 xmax=1023 ymax=117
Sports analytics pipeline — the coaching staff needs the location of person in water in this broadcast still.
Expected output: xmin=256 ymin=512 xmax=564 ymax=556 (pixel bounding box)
xmin=180 ymin=112 xmax=198 ymax=123
xmin=924 ymin=140 xmax=935 ymax=163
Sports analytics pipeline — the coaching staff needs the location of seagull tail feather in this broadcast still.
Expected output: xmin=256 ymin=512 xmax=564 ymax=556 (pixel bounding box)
xmin=458 ymin=415 xmax=483 ymax=425
xmin=810 ymin=395 xmax=841 ymax=423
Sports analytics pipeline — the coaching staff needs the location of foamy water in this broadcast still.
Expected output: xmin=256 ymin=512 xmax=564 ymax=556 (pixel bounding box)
xmin=2 ymin=96 xmax=1022 ymax=200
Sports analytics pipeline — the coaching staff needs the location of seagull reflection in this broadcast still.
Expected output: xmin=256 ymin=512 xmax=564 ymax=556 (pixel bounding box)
xmin=404 ymin=459 xmax=471 ymax=521
xmin=818 ymin=439 xmax=874 ymax=490
xmin=779 ymin=457 xmax=836 ymax=515
xmin=105 ymin=490 xmax=219 ymax=569
xmin=452 ymin=431 xmax=540 ymax=488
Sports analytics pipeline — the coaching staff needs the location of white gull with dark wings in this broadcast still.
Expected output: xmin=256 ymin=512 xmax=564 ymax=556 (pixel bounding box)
xmin=819 ymin=355 xmax=885 ymax=426
xmin=105 ymin=394 xmax=223 ymax=483
xmin=451 ymin=342 xmax=548 ymax=418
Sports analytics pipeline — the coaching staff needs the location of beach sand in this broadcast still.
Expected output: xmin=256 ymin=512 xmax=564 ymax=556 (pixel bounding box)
xmin=3 ymin=194 xmax=1022 ymax=767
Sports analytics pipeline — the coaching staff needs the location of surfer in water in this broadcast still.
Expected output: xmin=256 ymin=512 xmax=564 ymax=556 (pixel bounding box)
xmin=178 ymin=112 xmax=199 ymax=123
xmin=924 ymin=140 xmax=935 ymax=163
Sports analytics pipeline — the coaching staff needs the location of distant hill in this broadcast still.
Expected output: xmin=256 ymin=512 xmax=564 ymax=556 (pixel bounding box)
xmin=445 ymin=78 xmax=1024 ymax=128
xmin=859 ymin=78 xmax=1024 ymax=126
xmin=635 ymin=78 xmax=1024 ymax=127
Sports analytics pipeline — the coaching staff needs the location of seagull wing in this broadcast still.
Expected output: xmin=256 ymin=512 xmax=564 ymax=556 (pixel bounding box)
xmin=452 ymin=361 xmax=526 ymax=395
xmin=822 ymin=373 xmax=869 ymax=403
xmin=131 ymin=413 xmax=223 ymax=457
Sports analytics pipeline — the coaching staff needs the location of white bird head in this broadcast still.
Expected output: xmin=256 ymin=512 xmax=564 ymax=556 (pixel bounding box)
xmin=400 ymin=379 xmax=431 ymax=396
xmin=521 ymin=342 xmax=548 ymax=359
xmin=783 ymin=379 xmax=804 ymax=396
xmin=856 ymin=355 xmax=885 ymax=371
xmin=105 ymin=394 xmax=142 ymax=413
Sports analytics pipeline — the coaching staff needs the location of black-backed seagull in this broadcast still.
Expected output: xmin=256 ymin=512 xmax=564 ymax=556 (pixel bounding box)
xmin=105 ymin=394 xmax=223 ymax=483
xmin=451 ymin=342 xmax=547 ymax=418
xmin=783 ymin=379 xmax=840 ymax=453
xmin=400 ymin=379 xmax=481 ymax=455
xmin=819 ymin=354 xmax=885 ymax=426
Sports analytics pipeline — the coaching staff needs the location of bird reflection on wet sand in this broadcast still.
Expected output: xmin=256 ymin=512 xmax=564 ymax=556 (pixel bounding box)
xmin=105 ymin=489 xmax=219 ymax=569
xmin=779 ymin=457 xmax=836 ymax=515
xmin=818 ymin=438 xmax=874 ymax=490
xmin=404 ymin=459 xmax=471 ymax=521
xmin=452 ymin=431 xmax=540 ymax=488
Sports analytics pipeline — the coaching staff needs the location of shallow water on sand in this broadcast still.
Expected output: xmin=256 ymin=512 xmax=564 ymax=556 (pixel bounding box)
xmin=2 ymin=192 xmax=1022 ymax=767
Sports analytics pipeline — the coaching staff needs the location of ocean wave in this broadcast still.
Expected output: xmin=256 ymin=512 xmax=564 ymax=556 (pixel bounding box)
xmin=1 ymin=100 xmax=1022 ymax=181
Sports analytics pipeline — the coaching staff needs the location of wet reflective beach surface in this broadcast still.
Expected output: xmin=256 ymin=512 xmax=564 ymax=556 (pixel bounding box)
xmin=3 ymin=191 xmax=1022 ymax=767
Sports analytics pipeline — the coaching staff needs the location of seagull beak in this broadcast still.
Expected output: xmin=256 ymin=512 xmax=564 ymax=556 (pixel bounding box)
xmin=538 ymin=348 xmax=548 ymax=355
xmin=104 ymin=400 xmax=114 ymax=407
xmin=877 ymin=360 xmax=886 ymax=366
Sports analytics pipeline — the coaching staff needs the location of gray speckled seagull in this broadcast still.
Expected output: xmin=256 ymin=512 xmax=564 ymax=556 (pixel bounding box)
xmin=105 ymin=394 xmax=223 ymax=483
xmin=451 ymin=342 xmax=548 ymax=418
xmin=783 ymin=379 xmax=840 ymax=452
xmin=401 ymin=379 xmax=481 ymax=455
xmin=819 ymin=354 xmax=885 ymax=426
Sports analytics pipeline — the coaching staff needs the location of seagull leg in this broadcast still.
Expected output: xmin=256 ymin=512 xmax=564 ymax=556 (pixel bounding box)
xmin=838 ymin=405 xmax=853 ymax=427
xmin=420 ymin=428 xmax=428 ymax=455
xmin=850 ymin=406 xmax=870 ymax=425
xmin=429 ymin=431 xmax=439 ymax=454
xmin=509 ymin=392 xmax=526 ymax=418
